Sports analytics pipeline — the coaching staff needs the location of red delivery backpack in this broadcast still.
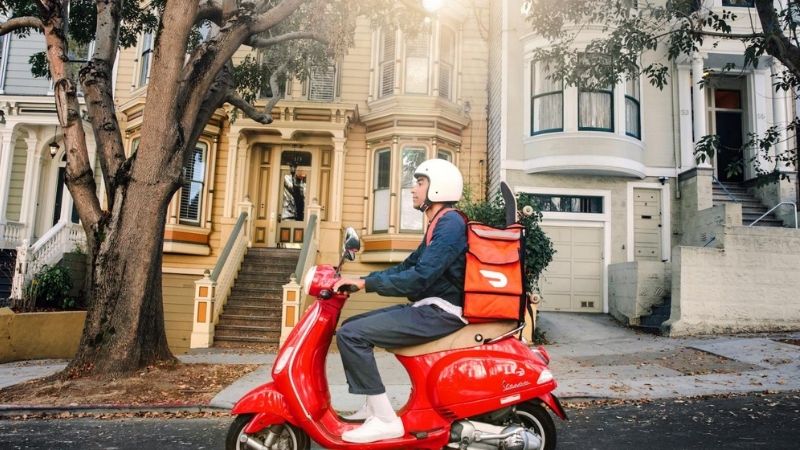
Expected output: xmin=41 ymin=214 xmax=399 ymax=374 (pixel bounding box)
xmin=426 ymin=209 xmax=526 ymax=323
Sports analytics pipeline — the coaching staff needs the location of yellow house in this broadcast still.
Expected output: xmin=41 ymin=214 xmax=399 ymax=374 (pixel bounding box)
xmin=108 ymin=3 xmax=490 ymax=353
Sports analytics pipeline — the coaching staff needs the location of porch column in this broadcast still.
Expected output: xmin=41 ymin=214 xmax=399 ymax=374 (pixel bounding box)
xmin=0 ymin=130 xmax=14 ymax=224
xmin=691 ymin=53 xmax=711 ymax=169
xmin=223 ymin=129 xmax=243 ymax=218
xmin=330 ymin=137 xmax=347 ymax=224
xmin=19 ymin=137 xmax=42 ymax=240
xmin=770 ymin=61 xmax=789 ymax=164
xmin=676 ymin=64 xmax=695 ymax=171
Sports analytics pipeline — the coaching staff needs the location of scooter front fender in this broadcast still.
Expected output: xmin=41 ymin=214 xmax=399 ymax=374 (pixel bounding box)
xmin=231 ymin=382 xmax=297 ymax=433
xmin=538 ymin=392 xmax=568 ymax=420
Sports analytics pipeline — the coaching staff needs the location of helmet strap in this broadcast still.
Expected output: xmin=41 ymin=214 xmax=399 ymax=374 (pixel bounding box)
xmin=418 ymin=199 xmax=432 ymax=212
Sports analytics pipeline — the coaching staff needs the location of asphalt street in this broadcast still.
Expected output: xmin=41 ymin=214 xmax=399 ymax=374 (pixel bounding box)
xmin=0 ymin=392 xmax=797 ymax=449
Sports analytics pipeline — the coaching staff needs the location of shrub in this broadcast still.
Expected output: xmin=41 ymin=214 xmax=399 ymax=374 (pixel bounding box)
xmin=24 ymin=264 xmax=78 ymax=310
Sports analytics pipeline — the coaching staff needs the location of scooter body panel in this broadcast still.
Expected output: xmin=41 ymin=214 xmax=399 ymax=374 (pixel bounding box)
xmin=230 ymin=382 xmax=296 ymax=431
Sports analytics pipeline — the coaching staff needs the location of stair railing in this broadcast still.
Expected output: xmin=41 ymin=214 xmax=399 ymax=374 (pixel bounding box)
xmin=712 ymin=175 xmax=740 ymax=203
xmin=10 ymin=221 xmax=87 ymax=299
xmin=0 ymin=221 xmax=25 ymax=248
xmin=280 ymin=202 xmax=321 ymax=346
xmin=190 ymin=199 xmax=253 ymax=348
xmin=748 ymin=202 xmax=798 ymax=228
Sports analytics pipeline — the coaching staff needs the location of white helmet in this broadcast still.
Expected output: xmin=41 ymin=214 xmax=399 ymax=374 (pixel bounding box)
xmin=414 ymin=158 xmax=463 ymax=205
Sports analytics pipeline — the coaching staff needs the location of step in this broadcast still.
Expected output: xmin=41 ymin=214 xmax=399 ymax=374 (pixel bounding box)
xmin=233 ymin=278 xmax=293 ymax=288
xmin=222 ymin=304 xmax=283 ymax=315
xmin=225 ymin=297 xmax=283 ymax=307
xmin=246 ymin=248 xmax=301 ymax=256
xmin=218 ymin=315 xmax=282 ymax=327
xmin=213 ymin=334 xmax=280 ymax=345
xmin=229 ymin=286 xmax=284 ymax=295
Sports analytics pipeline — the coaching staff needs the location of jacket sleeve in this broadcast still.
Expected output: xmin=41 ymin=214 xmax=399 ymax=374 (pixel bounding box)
xmin=363 ymin=212 xmax=466 ymax=298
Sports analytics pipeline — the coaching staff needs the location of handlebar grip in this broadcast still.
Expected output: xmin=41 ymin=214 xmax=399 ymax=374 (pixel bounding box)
xmin=336 ymin=284 xmax=360 ymax=293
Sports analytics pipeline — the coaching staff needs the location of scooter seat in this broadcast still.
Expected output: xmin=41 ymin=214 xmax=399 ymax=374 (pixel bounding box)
xmin=388 ymin=321 xmax=518 ymax=357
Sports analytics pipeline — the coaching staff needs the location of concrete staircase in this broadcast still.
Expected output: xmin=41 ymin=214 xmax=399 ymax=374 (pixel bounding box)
xmin=0 ymin=249 xmax=16 ymax=304
xmin=713 ymin=182 xmax=784 ymax=227
xmin=637 ymin=297 xmax=671 ymax=333
xmin=213 ymin=248 xmax=300 ymax=349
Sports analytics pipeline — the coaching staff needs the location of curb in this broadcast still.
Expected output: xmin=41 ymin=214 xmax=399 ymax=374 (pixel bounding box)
xmin=0 ymin=405 xmax=229 ymax=418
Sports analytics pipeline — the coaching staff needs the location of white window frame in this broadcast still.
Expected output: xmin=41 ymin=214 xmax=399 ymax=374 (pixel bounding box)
xmin=179 ymin=142 xmax=208 ymax=226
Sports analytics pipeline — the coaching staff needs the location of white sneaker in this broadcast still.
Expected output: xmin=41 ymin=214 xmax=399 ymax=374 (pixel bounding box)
xmin=341 ymin=416 xmax=404 ymax=443
xmin=341 ymin=402 xmax=370 ymax=421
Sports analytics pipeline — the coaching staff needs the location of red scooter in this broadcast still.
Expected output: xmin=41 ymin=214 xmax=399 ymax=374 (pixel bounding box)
xmin=226 ymin=228 xmax=567 ymax=450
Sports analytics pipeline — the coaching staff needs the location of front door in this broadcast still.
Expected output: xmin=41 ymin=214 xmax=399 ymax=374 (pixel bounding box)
xmin=251 ymin=145 xmax=272 ymax=247
xmin=708 ymin=85 xmax=745 ymax=183
xmin=277 ymin=150 xmax=312 ymax=249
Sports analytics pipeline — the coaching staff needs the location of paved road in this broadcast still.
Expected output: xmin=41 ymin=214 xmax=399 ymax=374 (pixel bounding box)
xmin=1 ymin=392 xmax=798 ymax=449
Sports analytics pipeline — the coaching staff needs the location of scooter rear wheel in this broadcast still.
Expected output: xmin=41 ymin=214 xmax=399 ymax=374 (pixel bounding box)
xmin=508 ymin=401 xmax=557 ymax=450
xmin=226 ymin=414 xmax=311 ymax=450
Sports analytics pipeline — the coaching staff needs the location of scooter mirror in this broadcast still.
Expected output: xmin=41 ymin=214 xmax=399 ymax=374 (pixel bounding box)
xmin=343 ymin=227 xmax=360 ymax=261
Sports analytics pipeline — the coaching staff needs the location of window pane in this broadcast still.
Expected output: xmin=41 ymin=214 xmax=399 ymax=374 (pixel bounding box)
xmin=309 ymin=65 xmax=336 ymax=101
xmin=138 ymin=33 xmax=153 ymax=88
xmin=533 ymin=93 xmax=563 ymax=132
xmin=374 ymin=150 xmax=390 ymax=189
xmin=437 ymin=150 xmax=452 ymax=162
xmin=373 ymin=149 xmax=391 ymax=232
xmin=625 ymin=77 xmax=639 ymax=100
xmin=625 ymin=97 xmax=640 ymax=138
xmin=532 ymin=62 xmax=562 ymax=94
xmin=180 ymin=145 xmax=206 ymax=224
xmin=714 ymin=89 xmax=741 ymax=109
xmin=400 ymin=148 xmax=426 ymax=232
xmin=579 ymin=90 xmax=613 ymax=130
xmin=528 ymin=194 xmax=603 ymax=213
xmin=373 ymin=189 xmax=390 ymax=231
xmin=405 ymin=32 xmax=430 ymax=94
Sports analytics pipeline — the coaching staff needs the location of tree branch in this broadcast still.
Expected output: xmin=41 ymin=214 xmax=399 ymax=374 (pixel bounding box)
xmin=0 ymin=16 xmax=44 ymax=35
xmin=81 ymin=0 xmax=127 ymax=211
xmin=246 ymin=30 xmax=328 ymax=48
xmin=252 ymin=0 xmax=306 ymax=34
xmin=226 ymin=92 xmax=273 ymax=124
xmin=755 ymin=0 xmax=800 ymax=76
xmin=39 ymin=7 xmax=103 ymax=230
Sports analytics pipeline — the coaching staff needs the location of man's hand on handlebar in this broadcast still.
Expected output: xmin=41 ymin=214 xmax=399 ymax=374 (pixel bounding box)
xmin=332 ymin=278 xmax=365 ymax=293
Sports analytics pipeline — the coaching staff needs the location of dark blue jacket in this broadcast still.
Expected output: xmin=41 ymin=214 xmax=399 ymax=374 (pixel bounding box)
xmin=363 ymin=210 xmax=467 ymax=307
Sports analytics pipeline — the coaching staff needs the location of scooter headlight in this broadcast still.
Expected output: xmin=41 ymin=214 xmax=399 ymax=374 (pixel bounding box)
xmin=303 ymin=266 xmax=318 ymax=296
xmin=536 ymin=369 xmax=553 ymax=384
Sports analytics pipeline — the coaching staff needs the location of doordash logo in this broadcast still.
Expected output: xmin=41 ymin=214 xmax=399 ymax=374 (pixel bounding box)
xmin=479 ymin=270 xmax=508 ymax=288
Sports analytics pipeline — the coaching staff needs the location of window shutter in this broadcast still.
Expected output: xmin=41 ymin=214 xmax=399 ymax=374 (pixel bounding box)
xmin=309 ymin=65 xmax=335 ymax=101
xmin=438 ymin=64 xmax=452 ymax=99
xmin=379 ymin=30 xmax=396 ymax=97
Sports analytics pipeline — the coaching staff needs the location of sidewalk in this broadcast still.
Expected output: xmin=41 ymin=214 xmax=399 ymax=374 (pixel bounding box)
xmin=1 ymin=312 xmax=798 ymax=414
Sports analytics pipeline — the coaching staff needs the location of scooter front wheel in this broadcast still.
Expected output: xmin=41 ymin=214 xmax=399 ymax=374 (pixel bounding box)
xmin=226 ymin=414 xmax=311 ymax=450
xmin=509 ymin=401 xmax=557 ymax=450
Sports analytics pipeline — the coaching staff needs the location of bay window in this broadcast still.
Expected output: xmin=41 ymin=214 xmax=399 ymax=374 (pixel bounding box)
xmin=376 ymin=22 xmax=459 ymax=100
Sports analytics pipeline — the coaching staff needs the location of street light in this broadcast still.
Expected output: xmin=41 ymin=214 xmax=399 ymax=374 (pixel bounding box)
xmin=422 ymin=0 xmax=443 ymax=13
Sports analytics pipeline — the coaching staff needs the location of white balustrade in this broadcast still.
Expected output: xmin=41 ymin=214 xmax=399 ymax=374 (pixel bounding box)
xmin=0 ymin=221 xmax=25 ymax=248
xmin=10 ymin=222 xmax=87 ymax=299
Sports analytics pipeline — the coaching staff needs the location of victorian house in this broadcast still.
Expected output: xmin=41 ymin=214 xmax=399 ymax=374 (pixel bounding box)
xmin=489 ymin=0 xmax=800 ymax=334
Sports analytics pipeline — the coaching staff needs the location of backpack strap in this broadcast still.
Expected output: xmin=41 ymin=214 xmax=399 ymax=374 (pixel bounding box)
xmin=424 ymin=207 xmax=466 ymax=246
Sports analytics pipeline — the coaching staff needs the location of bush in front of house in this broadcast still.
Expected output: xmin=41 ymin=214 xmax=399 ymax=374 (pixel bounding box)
xmin=24 ymin=264 xmax=81 ymax=311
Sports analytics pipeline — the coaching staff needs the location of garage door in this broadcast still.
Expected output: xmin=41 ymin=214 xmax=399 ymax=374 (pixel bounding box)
xmin=538 ymin=225 xmax=603 ymax=312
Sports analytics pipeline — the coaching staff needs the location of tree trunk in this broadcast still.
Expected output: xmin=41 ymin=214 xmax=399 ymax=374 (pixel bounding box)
xmin=65 ymin=179 xmax=176 ymax=377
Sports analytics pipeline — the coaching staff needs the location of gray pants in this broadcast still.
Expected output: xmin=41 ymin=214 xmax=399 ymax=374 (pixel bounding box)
xmin=337 ymin=303 xmax=466 ymax=395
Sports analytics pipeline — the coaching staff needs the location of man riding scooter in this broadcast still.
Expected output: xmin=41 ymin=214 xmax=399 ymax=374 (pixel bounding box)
xmin=332 ymin=158 xmax=468 ymax=444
